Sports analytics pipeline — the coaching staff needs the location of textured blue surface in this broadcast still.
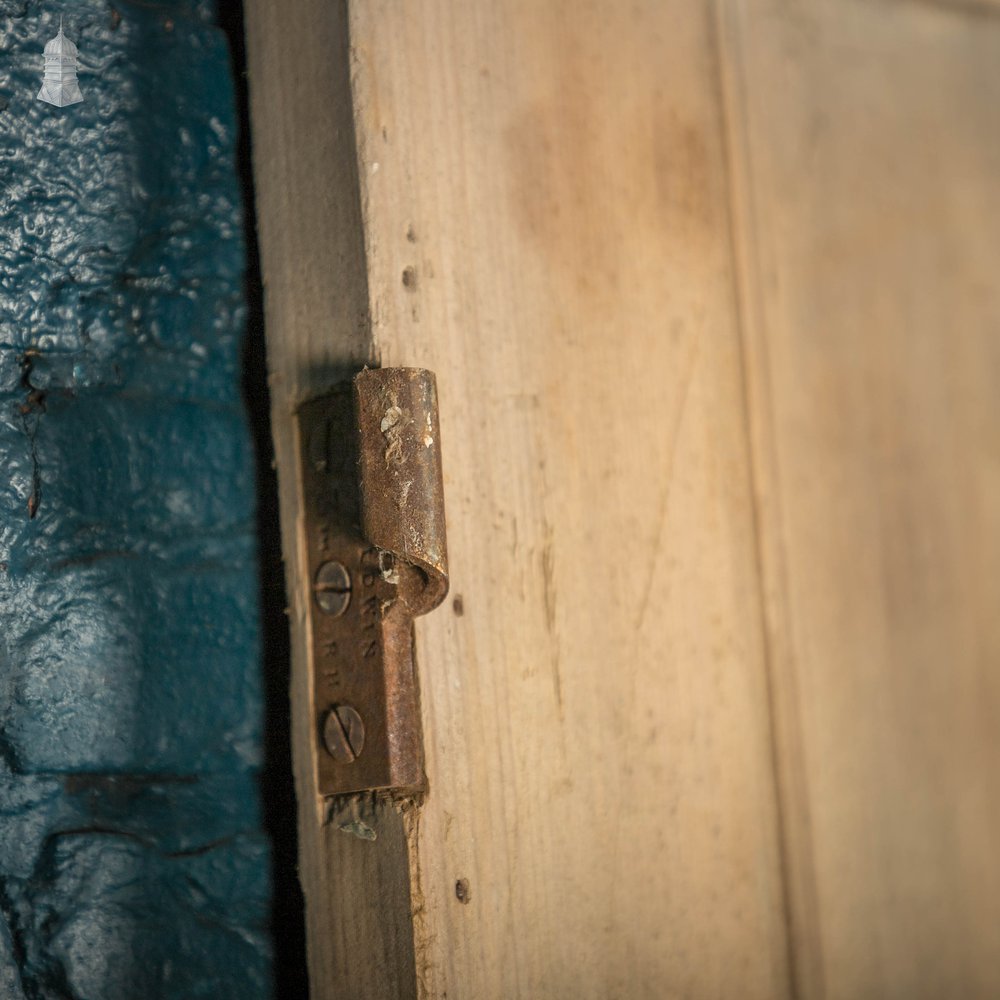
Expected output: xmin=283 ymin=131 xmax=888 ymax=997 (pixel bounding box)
xmin=0 ymin=1 xmax=272 ymax=996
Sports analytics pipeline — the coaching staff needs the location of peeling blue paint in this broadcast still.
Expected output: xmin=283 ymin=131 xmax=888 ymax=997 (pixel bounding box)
xmin=0 ymin=2 xmax=272 ymax=996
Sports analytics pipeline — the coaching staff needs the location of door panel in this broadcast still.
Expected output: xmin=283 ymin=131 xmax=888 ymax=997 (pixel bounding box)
xmin=245 ymin=0 xmax=1000 ymax=996
xmin=347 ymin=2 xmax=789 ymax=996
xmin=721 ymin=1 xmax=1000 ymax=995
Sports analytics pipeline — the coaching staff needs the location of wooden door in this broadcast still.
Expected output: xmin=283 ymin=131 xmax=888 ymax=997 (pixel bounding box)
xmin=721 ymin=2 xmax=1000 ymax=995
xmin=243 ymin=1 xmax=1000 ymax=997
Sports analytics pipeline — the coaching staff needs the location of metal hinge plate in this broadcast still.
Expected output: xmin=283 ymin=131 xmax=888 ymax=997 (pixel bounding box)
xmin=298 ymin=368 xmax=448 ymax=797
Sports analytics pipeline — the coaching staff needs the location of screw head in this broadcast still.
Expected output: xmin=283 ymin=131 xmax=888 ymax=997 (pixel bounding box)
xmin=323 ymin=704 xmax=366 ymax=763
xmin=314 ymin=560 xmax=351 ymax=615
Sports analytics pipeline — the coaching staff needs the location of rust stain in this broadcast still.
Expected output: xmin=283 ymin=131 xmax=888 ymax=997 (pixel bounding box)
xmin=651 ymin=107 xmax=713 ymax=235
xmin=503 ymin=35 xmax=717 ymax=315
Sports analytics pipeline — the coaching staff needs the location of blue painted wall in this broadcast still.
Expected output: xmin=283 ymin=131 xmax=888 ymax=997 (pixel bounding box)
xmin=0 ymin=1 xmax=272 ymax=995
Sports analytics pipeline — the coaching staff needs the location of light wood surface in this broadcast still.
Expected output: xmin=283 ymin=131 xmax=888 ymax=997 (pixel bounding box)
xmin=720 ymin=1 xmax=1000 ymax=996
xmin=245 ymin=0 xmax=790 ymax=997
xmin=244 ymin=0 xmax=1000 ymax=996
xmin=346 ymin=2 xmax=790 ymax=997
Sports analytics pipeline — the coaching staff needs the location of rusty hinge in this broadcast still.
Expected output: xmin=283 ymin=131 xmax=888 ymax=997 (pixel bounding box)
xmin=297 ymin=368 xmax=448 ymax=797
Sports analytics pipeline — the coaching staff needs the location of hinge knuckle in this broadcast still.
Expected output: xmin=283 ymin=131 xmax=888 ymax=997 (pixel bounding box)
xmin=355 ymin=368 xmax=449 ymax=616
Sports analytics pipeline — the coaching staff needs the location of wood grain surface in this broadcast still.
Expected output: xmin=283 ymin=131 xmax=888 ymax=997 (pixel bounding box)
xmin=244 ymin=0 xmax=1000 ymax=996
xmin=346 ymin=1 xmax=789 ymax=997
xmin=720 ymin=1 xmax=1000 ymax=996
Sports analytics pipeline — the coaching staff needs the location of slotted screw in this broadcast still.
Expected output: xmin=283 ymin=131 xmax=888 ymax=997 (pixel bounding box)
xmin=314 ymin=560 xmax=351 ymax=615
xmin=323 ymin=704 xmax=366 ymax=763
